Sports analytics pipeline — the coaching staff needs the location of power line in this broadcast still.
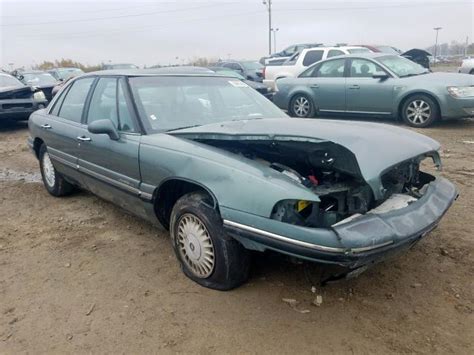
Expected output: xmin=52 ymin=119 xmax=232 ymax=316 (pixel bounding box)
xmin=0 ymin=3 xmax=227 ymax=27
xmin=11 ymin=10 xmax=265 ymax=41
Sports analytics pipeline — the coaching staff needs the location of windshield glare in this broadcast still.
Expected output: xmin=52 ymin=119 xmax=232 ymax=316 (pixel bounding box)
xmin=129 ymin=76 xmax=286 ymax=132
xmin=0 ymin=75 xmax=24 ymax=88
xmin=377 ymin=55 xmax=428 ymax=77
xmin=23 ymin=73 xmax=57 ymax=85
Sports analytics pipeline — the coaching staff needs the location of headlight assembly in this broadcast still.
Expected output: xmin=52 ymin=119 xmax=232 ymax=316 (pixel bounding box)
xmin=447 ymin=86 xmax=474 ymax=98
xmin=33 ymin=91 xmax=46 ymax=101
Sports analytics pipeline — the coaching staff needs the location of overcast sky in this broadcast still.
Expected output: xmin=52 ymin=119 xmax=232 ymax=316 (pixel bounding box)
xmin=0 ymin=0 xmax=473 ymax=69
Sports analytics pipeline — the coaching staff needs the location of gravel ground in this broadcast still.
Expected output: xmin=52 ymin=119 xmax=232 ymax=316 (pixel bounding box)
xmin=0 ymin=118 xmax=473 ymax=354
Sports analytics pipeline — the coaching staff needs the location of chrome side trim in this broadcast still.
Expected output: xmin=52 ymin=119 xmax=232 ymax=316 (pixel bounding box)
xmin=49 ymin=153 xmax=153 ymax=201
xmin=223 ymin=220 xmax=394 ymax=254
xmin=319 ymin=109 xmax=391 ymax=115
xmin=223 ymin=219 xmax=346 ymax=253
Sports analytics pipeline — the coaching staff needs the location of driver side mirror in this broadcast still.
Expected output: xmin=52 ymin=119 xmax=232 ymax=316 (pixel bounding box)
xmin=88 ymin=119 xmax=120 ymax=140
xmin=373 ymin=72 xmax=389 ymax=80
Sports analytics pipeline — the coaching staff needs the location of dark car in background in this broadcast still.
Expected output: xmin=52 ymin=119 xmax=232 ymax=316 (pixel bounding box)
xmin=208 ymin=66 xmax=272 ymax=99
xmin=215 ymin=60 xmax=264 ymax=82
xmin=16 ymin=70 xmax=58 ymax=102
xmin=0 ymin=72 xmax=48 ymax=121
xmin=48 ymin=67 xmax=84 ymax=81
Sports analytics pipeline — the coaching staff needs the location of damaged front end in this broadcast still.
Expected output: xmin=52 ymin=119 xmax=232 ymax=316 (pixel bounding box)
xmin=170 ymin=127 xmax=458 ymax=274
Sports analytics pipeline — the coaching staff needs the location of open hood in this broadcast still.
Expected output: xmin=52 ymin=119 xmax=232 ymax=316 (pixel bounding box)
xmin=168 ymin=118 xmax=440 ymax=198
xmin=402 ymin=48 xmax=432 ymax=58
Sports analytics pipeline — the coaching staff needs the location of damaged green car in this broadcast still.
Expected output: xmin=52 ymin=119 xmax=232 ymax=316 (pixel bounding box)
xmin=28 ymin=68 xmax=458 ymax=290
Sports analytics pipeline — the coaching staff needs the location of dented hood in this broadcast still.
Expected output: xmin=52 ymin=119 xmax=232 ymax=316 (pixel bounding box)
xmin=169 ymin=118 xmax=440 ymax=196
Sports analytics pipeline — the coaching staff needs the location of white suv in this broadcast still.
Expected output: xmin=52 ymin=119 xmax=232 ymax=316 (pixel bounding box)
xmin=263 ymin=46 xmax=371 ymax=90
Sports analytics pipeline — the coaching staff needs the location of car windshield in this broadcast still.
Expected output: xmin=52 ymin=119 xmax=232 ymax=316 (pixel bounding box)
xmin=22 ymin=72 xmax=57 ymax=86
xmin=0 ymin=74 xmax=24 ymax=88
xmin=241 ymin=61 xmax=263 ymax=70
xmin=377 ymin=55 xmax=429 ymax=77
xmin=347 ymin=48 xmax=371 ymax=54
xmin=129 ymin=76 xmax=286 ymax=132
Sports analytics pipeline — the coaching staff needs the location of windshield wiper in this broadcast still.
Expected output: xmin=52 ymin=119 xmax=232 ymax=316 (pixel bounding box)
xmin=166 ymin=124 xmax=202 ymax=132
xmin=400 ymin=72 xmax=429 ymax=78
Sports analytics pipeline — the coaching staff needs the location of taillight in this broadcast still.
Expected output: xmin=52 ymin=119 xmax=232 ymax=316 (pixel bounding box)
xmin=263 ymin=66 xmax=266 ymax=79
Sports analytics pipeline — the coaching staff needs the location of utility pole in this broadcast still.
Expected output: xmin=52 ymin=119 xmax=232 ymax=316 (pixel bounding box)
xmin=271 ymin=28 xmax=279 ymax=53
xmin=433 ymin=27 xmax=442 ymax=64
xmin=262 ymin=0 xmax=272 ymax=55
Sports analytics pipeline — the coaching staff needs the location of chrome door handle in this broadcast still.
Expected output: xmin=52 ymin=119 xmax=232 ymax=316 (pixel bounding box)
xmin=349 ymin=85 xmax=360 ymax=90
xmin=77 ymin=136 xmax=91 ymax=142
xmin=310 ymin=84 xmax=319 ymax=88
xmin=41 ymin=124 xmax=52 ymax=129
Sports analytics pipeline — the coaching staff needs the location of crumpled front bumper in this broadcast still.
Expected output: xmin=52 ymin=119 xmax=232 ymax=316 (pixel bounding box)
xmin=222 ymin=176 xmax=458 ymax=269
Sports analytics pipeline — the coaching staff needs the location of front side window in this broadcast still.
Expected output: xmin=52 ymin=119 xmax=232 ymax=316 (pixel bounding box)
xmin=58 ymin=77 xmax=95 ymax=123
xmin=129 ymin=76 xmax=287 ymax=133
xmin=302 ymin=50 xmax=324 ymax=66
xmin=87 ymin=78 xmax=119 ymax=127
xmin=313 ymin=59 xmax=346 ymax=78
xmin=350 ymin=59 xmax=385 ymax=78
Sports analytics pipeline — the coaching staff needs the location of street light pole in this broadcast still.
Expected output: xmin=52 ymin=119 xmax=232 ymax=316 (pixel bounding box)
xmin=262 ymin=0 xmax=272 ymax=55
xmin=271 ymin=28 xmax=279 ymax=53
xmin=433 ymin=27 xmax=442 ymax=64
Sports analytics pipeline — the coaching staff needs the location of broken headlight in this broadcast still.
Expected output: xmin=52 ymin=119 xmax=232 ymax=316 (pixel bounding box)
xmin=33 ymin=91 xmax=46 ymax=101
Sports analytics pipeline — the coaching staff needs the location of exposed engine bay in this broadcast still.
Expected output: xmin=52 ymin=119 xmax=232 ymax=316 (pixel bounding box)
xmin=196 ymin=139 xmax=436 ymax=228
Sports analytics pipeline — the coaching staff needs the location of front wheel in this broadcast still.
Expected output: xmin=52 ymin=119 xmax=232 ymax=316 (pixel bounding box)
xmin=170 ymin=192 xmax=250 ymax=290
xmin=289 ymin=94 xmax=316 ymax=118
xmin=401 ymin=95 xmax=439 ymax=128
xmin=39 ymin=144 xmax=75 ymax=197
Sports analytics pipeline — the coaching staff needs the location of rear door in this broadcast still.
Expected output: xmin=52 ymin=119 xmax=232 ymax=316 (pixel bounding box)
xmin=299 ymin=58 xmax=347 ymax=112
xmin=345 ymin=58 xmax=394 ymax=115
xmin=75 ymin=76 xmax=145 ymax=213
xmin=39 ymin=77 xmax=96 ymax=185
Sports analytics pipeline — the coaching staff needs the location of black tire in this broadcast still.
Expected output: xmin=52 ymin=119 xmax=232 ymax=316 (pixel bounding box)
xmin=289 ymin=94 xmax=316 ymax=118
xmin=170 ymin=192 xmax=250 ymax=290
xmin=39 ymin=144 xmax=75 ymax=197
xmin=470 ymin=69 xmax=474 ymax=75
xmin=401 ymin=94 xmax=439 ymax=128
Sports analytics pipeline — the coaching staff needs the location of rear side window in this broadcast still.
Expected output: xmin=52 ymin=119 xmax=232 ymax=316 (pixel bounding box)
xmin=58 ymin=78 xmax=95 ymax=123
xmin=50 ymin=85 xmax=69 ymax=116
xmin=313 ymin=59 xmax=346 ymax=78
xmin=327 ymin=50 xmax=344 ymax=58
xmin=302 ymin=50 xmax=324 ymax=66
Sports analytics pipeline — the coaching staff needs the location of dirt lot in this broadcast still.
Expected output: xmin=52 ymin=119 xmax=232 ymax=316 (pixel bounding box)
xmin=1 ymin=118 xmax=473 ymax=354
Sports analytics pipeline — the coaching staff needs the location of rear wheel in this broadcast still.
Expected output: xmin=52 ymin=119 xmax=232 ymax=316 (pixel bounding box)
xmin=170 ymin=192 xmax=250 ymax=290
xmin=39 ymin=144 xmax=75 ymax=197
xmin=401 ymin=94 xmax=439 ymax=128
xmin=289 ymin=94 xmax=315 ymax=118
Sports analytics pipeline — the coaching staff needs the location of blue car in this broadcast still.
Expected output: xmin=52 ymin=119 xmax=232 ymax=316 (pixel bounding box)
xmin=273 ymin=53 xmax=474 ymax=127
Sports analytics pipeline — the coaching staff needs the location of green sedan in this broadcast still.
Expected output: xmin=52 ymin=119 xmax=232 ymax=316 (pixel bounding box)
xmin=28 ymin=68 xmax=457 ymax=290
xmin=272 ymin=53 xmax=474 ymax=127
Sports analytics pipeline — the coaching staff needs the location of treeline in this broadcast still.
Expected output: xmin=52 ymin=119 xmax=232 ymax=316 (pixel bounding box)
xmin=33 ymin=58 xmax=102 ymax=72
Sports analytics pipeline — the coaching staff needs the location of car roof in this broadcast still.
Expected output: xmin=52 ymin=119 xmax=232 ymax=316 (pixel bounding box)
xmin=83 ymin=66 xmax=228 ymax=77
xmin=20 ymin=70 xmax=50 ymax=74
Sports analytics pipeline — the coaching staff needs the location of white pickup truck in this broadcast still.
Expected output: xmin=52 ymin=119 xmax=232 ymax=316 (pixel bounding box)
xmin=263 ymin=46 xmax=370 ymax=90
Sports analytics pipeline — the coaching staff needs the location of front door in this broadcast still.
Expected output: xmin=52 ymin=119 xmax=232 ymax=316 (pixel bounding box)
xmin=345 ymin=58 xmax=394 ymax=115
xmin=75 ymin=77 xmax=146 ymax=216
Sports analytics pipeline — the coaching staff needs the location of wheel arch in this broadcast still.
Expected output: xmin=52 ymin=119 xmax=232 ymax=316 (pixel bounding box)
xmin=397 ymin=91 xmax=441 ymax=118
xmin=288 ymin=89 xmax=318 ymax=112
xmin=152 ymin=177 xmax=219 ymax=230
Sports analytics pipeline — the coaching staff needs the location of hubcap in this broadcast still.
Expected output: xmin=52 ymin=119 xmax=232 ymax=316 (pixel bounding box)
xmin=293 ymin=96 xmax=310 ymax=117
xmin=406 ymin=100 xmax=431 ymax=125
xmin=176 ymin=213 xmax=215 ymax=278
xmin=42 ymin=152 xmax=56 ymax=188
